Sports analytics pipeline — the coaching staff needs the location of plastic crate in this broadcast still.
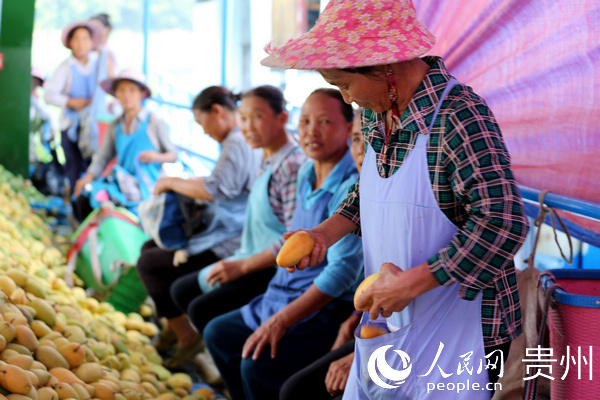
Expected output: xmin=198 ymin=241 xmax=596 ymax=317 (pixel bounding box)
xmin=540 ymin=269 xmax=600 ymax=399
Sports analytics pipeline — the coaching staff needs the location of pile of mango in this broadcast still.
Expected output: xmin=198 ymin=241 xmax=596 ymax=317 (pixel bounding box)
xmin=0 ymin=166 xmax=46 ymax=206
xmin=0 ymin=169 xmax=215 ymax=400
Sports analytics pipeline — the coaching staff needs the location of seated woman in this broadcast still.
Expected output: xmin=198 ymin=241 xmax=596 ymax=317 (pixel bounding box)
xmin=280 ymin=111 xmax=364 ymax=400
xmin=203 ymin=89 xmax=363 ymax=400
xmin=163 ymin=85 xmax=306 ymax=368
xmin=135 ymin=86 xmax=261 ymax=365
xmin=73 ymin=70 xmax=177 ymax=219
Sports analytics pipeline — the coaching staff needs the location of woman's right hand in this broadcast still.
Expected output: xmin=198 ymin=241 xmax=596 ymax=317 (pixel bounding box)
xmin=282 ymin=229 xmax=328 ymax=273
xmin=67 ymin=98 xmax=91 ymax=110
xmin=325 ymin=352 xmax=355 ymax=396
xmin=73 ymin=173 xmax=94 ymax=197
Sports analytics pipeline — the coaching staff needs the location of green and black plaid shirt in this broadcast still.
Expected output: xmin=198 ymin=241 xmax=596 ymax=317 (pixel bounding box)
xmin=336 ymin=57 xmax=528 ymax=346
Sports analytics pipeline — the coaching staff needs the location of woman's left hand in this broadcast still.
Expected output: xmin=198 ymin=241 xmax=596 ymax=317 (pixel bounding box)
xmin=138 ymin=150 xmax=160 ymax=163
xmin=356 ymin=262 xmax=416 ymax=320
xmin=242 ymin=313 xmax=289 ymax=360
xmin=205 ymin=259 xmax=246 ymax=287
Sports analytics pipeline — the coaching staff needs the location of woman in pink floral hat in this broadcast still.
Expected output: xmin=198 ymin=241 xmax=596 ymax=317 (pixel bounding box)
xmin=263 ymin=1 xmax=529 ymax=399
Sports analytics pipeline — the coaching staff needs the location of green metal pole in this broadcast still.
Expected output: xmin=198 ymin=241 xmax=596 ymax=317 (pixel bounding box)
xmin=0 ymin=0 xmax=36 ymax=177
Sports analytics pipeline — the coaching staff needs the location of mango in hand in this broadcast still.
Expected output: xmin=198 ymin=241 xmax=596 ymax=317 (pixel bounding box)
xmin=354 ymin=272 xmax=381 ymax=311
xmin=276 ymin=231 xmax=315 ymax=268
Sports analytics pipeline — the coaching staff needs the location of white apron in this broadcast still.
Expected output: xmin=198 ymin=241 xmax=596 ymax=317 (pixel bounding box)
xmin=343 ymin=80 xmax=490 ymax=400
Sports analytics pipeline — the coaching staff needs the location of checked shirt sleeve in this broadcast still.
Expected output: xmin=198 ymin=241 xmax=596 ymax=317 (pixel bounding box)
xmin=335 ymin=180 xmax=361 ymax=228
xmin=427 ymin=99 xmax=529 ymax=299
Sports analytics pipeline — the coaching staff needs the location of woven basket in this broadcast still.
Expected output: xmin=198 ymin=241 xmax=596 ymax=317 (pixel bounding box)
xmin=540 ymin=269 xmax=600 ymax=399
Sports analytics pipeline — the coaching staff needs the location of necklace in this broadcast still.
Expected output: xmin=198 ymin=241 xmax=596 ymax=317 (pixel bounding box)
xmin=382 ymin=64 xmax=400 ymax=163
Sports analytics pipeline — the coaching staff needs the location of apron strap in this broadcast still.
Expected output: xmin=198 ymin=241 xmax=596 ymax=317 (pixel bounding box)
xmin=427 ymin=78 xmax=460 ymax=133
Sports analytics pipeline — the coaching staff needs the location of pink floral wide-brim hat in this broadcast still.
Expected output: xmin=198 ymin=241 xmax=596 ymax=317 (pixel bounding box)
xmin=261 ymin=0 xmax=435 ymax=70
xmin=31 ymin=67 xmax=46 ymax=84
xmin=61 ymin=20 xmax=104 ymax=50
xmin=100 ymin=70 xmax=152 ymax=99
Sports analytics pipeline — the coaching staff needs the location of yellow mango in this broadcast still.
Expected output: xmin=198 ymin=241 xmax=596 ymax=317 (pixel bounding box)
xmin=34 ymin=346 xmax=69 ymax=370
xmin=30 ymin=298 xmax=57 ymax=327
xmin=14 ymin=325 xmax=38 ymax=351
xmin=167 ymin=372 xmax=192 ymax=392
xmin=120 ymin=369 xmax=140 ymax=383
xmin=30 ymin=320 xmax=52 ymax=338
xmin=31 ymin=368 xmax=52 ymax=386
xmin=354 ymin=272 xmax=381 ymax=311
xmin=0 ymin=322 xmax=14 ymax=343
xmin=276 ymin=231 xmax=315 ymax=268
xmin=74 ymin=362 xmax=104 ymax=383
xmin=192 ymin=387 xmax=215 ymax=400
xmin=6 ymin=354 xmax=34 ymax=370
xmin=24 ymin=279 xmax=47 ymax=299
xmin=139 ymin=323 xmax=157 ymax=338
xmin=5 ymin=269 xmax=28 ymax=288
xmin=3 ymin=312 xmax=27 ymax=327
xmin=71 ymin=382 xmax=92 ymax=400
xmin=156 ymin=394 xmax=177 ymax=400
xmin=140 ymin=382 xmax=159 ymax=398
xmin=9 ymin=288 xmax=29 ymax=306
xmin=58 ymin=342 xmax=86 ymax=368
xmin=0 ymin=364 xmax=33 ymax=395
xmin=5 ymin=343 xmax=32 ymax=357
xmin=360 ymin=324 xmax=389 ymax=339
xmin=37 ymin=387 xmax=59 ymax=400
xmin=0 ymin=276 xmax=17 ymax=297
xmin=51 ymin=382 xmax=79 ymax=400
xmin=49 ymin=366 xmax=85 ymax=385
xmin=90 ymin=382 xmax=115 ymax=400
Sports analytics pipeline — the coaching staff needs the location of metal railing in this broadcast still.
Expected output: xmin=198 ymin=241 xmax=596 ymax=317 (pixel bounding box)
xmin=519 ymin=184 xmax=600 ymax=223
xmin=519 ymin=184 xmax=600 ymax=250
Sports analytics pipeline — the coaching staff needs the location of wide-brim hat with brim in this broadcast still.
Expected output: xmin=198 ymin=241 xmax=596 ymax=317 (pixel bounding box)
xmin=31 ymin=67 xmax=46 ymax=84
xmin=61 ymin=20 xmax=103 ymax=50
xmin=261 ymin=0 xmax=436 ymax=70
xmin=100 ymin=69 xmax=152 ymax=99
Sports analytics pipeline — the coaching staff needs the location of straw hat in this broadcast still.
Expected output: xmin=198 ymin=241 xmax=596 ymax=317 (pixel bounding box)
xmin=61 ymin=20 xmax=104 ymax=50
xmin=261 ymin=0 xmax=435 ymax=70
xmin=100 ymin=70 xmax=152 ymax=99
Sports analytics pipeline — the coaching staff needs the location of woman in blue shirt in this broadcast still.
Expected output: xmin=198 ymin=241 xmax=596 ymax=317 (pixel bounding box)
xmin=204 ymin=89 xmax=364 ymax=400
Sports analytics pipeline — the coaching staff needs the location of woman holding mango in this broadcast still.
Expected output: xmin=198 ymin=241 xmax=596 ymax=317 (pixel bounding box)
xmin=261 ymin=1 xmax=529 ymax=398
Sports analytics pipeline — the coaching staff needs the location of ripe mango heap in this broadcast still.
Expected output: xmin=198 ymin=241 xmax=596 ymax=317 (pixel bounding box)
xmin=0 ymin=167 xmax=216 ymax=399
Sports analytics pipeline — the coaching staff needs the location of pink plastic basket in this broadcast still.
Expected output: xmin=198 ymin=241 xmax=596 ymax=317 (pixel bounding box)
xmin=540 ymin=269 xmax=600 ymax=399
